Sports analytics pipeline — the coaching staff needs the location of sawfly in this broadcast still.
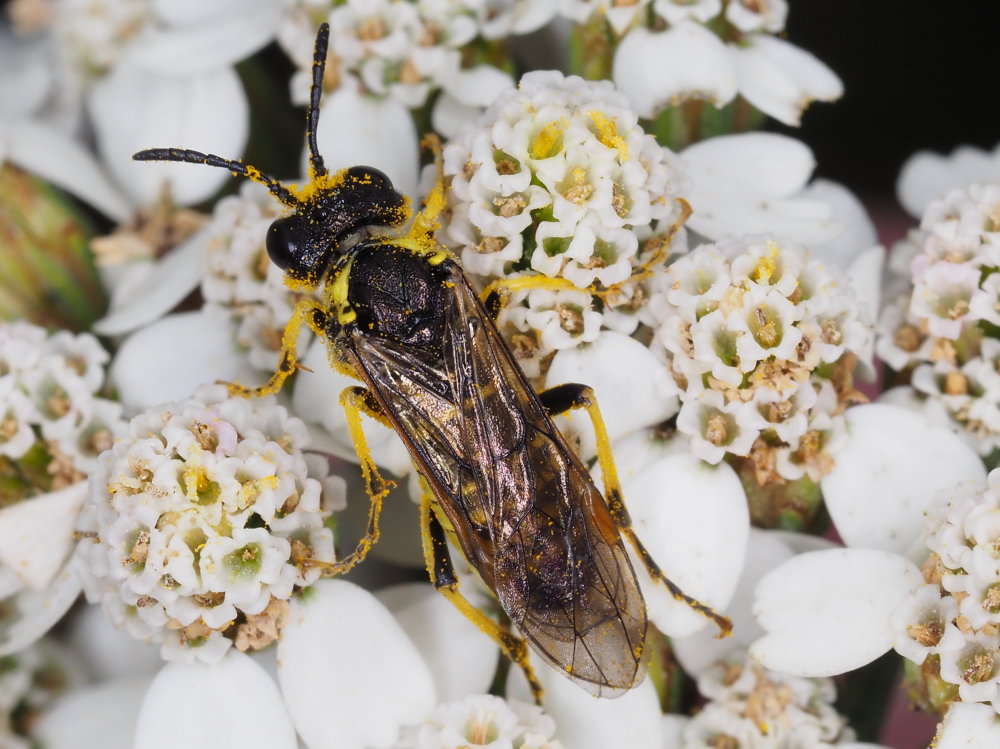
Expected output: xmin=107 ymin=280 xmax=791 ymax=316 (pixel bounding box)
xmin=133 ymin=23 xmax=730 ymax=701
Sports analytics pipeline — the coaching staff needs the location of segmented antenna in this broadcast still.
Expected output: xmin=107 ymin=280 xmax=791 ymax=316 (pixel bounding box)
xmin=307 ymin=23 xmax=331 ymax=179
xmin=132 ymin=148 xmax=299 ymax=207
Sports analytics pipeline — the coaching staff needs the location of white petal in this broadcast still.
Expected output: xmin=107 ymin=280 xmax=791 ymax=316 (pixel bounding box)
xmin=0 ymin=566 xmax=22 ymax=599
xmin=277 ymin=579 xmax=435 ymax=749
xmin=731 ymin=36 xmax=843 ymax=126
xmin=821 ymin=404 xmax=987 ymax=559
xmin=600 ymin=429 xmax=689 ymax=487
xmin=150 ymin=0 xmax=249 ymax=24
xmin=507 ymin=657 xmax=664 ymax=749
xmin=431 ymin=92 xmax=483 ymax=139
xmin=897 ymin=144 xmax=1000 ymax=218
xmin=92 ymin=227 xmax=208 ymax=336
xmin=314 ymin=85 xmax=420 ymax=200
xmin=377 ymin=582 xmax=499 ymax=702
xmin=750 ymin=548 xmax=922 ymax=676
xmin=613 ymin=24 xmax=736 ymax=119
xmin=0 ymin=119 xmax=131 ymax=221
xmin=0 ymin=565 xmax=81 ymax=656
xmin=293 ymin=340 xmax=413 ymax=476
xmin=682 ymin=133 xmax=838 ymax=245
xmin=441 ymin=64 xmax=514 ymax=108
xmin=685 ymin=132 xmax=814 ymax=197
xmin=135 ymin=652 xmax=296 ymax=749
xmin=63 ymin=603 xmax=164 ymax=680
xmin=0 ymin=481 xmax=86 ymax=589
xmin=934 ymin=703 xmax=1000 ymax=749
xmin=803 ymin=179 xmax=879 ymax=269
xmin=545 ymin=332 xmax=678 ymax=460
xmin=132 ymin=5 xmax=279 ymax=75
xmin=623 ymin=453 xmax=748 ymax=637
xmin=673 ymin=528 xmax=815 ymax=677
xmin=35 ymin=674 xmax=155 ymax=749
xmin=89 ymin=65 xmax=248 ymax=206
xmin=109 ymin=310 xmax=254 ymax=412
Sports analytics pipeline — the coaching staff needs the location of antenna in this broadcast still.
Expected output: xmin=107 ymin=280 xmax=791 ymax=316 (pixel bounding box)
xmin=307 ymin=22 xmax=331 ymax=179
xmin=132 ymin=147 xmax=299 ymax=207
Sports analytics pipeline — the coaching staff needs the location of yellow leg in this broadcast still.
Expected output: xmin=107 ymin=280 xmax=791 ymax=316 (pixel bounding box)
xmin=306 ymin=386 xmax=396 ymax=576
xmin=539 ymin=383 xmax=733 ymax=638
xmin=223 ymin=299 xmax=327 ymax=398
xmin=479 ymin=197 xmax=688 ymax=312
xmin=419 ymin=493 xmax=545 ymax=704
xmin=610 ymin=197 xmax=691 ymax=290
xmin=480 ymin=275 xmax=582 ymax=320
xmin=408 ymin=134 xmax=447 ymax=243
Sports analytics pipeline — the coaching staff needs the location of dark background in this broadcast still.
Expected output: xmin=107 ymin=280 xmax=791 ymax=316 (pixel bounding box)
xmin=782 ymin=2 xmax=998 ymax=200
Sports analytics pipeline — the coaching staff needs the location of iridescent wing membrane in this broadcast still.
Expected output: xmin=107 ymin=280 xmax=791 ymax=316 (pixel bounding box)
xmin=342 ymin=253 xmax=648 ymax=695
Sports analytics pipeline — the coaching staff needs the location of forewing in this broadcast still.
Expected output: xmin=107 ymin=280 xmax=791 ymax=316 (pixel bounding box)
xmin=343 ymin=260 xmax=647 ymax=694
xmin=440 ymin=264 xmax=648 ymax=695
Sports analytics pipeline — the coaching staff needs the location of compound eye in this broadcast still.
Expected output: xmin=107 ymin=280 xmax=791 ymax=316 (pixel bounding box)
xmin=265 ymin=218 xmax=297 ymax=271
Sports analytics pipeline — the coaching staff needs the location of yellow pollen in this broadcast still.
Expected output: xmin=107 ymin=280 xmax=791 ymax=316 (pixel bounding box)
xmin=529 ymin=119 xmax=566 ymax=160
xmin=752 ymin=241 xmax=782 ymax=285
xmin=588 ymin=110 xmax=628 ymax=159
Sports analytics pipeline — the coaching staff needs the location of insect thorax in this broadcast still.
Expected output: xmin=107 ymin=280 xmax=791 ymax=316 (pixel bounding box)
xmin=337 ymin=242 xmax=450 ymax=347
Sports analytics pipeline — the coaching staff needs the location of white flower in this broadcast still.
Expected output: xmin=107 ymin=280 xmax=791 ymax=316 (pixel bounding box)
xmin=0 ymin=639 xmax=84 ymax=748
xmin=74 ymin=385 xmax=339 ymax=663
xmin=559 ymin=0 xmax=653 ymax=35
xmin=441 ymin=70 xmax=685 ymax=288
xmin=725 ymin=0 xmax=787 ymax=33
xmin=610 ymin=10 xmax=841 ymax=126
xmin=3 ymin=0 xmax=277 ymax=208
xmin=653 ymin=235 xmax=871 ymax=482
xmin=0 ymin=322 xmax=127 ymax=655
xmin=876 ymin=182 xmax=1000 ymax=456
xmin=612 ymin=23 xmax=736 ymax=117
xmin=403 ymin=694 xmax=565 ymax=749
xmin=278 ymin=0 xmax=526 ymax=144
xmin=679 ymin=133 xmax=879 ymax=265
xmin=436 ymin=70 xmax=687 ymax=396
xmin=681 ymin=652 xmax=855 ymax=748
xmin=897 ymin=141 xmax=1000 ymax=218
xmin=749 ymin=430 xmax=1000 ymax=727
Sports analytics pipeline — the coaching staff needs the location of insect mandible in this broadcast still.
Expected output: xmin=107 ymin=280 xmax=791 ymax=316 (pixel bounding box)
xmin=133 ymin=22 xmax=731 ymax=702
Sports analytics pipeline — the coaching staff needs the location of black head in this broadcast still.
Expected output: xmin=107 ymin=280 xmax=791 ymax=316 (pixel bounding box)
xmin=132 ymin=23 xmax=408 ymax=287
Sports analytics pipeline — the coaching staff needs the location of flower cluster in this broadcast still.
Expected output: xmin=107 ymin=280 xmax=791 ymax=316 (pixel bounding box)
xmin=278 ymin=0 xmax=552 ymax=114
xmin=75 ymin=385 xmax=339 ymax=663
xmin=0 ymin=639 xmax=78 ymax=749
xmin=892 ymin=472 xmax=1000 ymax=715
xmin=562 ymin=0 xmax=787 ymax=36
xmin=587 ymin=0 xmax=841 ymax=130
xmin=201 ymin=182 xmax=300 ymax=373
xmin=439 ymin=71 xmax=685 ymax=376
xmin=877 ymin=182 xmax=1000 ymax=456
xmin=0 ymin=320 xmax=125 ymax=506
xmin=397 ymin=694 xmax=565 ymax=749
xmin=653 ymin=236 xmax=871 ymax=483
xmin=681 ymin=654 xmax=854 ymax=748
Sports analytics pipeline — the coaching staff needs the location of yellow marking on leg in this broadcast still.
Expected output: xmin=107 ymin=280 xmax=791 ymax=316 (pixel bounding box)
xmin=480 ymin=275 xmax=581 ymax=312
xmin=554 ymin=384 xmax=733 ymax=638
xmin=404 ymin=134 xmax=450 ymax=262
xmin=609 ymin=197 xmax=691 ymax=291
xmin=222 ymin=299 xmax=327 ymax=399
xmin=418 ymin=494 xmax=544 ymax=704
xmin=307 ymin=386 xmax=396 ymax=576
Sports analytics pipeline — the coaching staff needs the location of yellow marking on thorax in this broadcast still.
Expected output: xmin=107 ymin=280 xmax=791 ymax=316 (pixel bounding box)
xmin=328 ymin=256 xmax=357 ymax=325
